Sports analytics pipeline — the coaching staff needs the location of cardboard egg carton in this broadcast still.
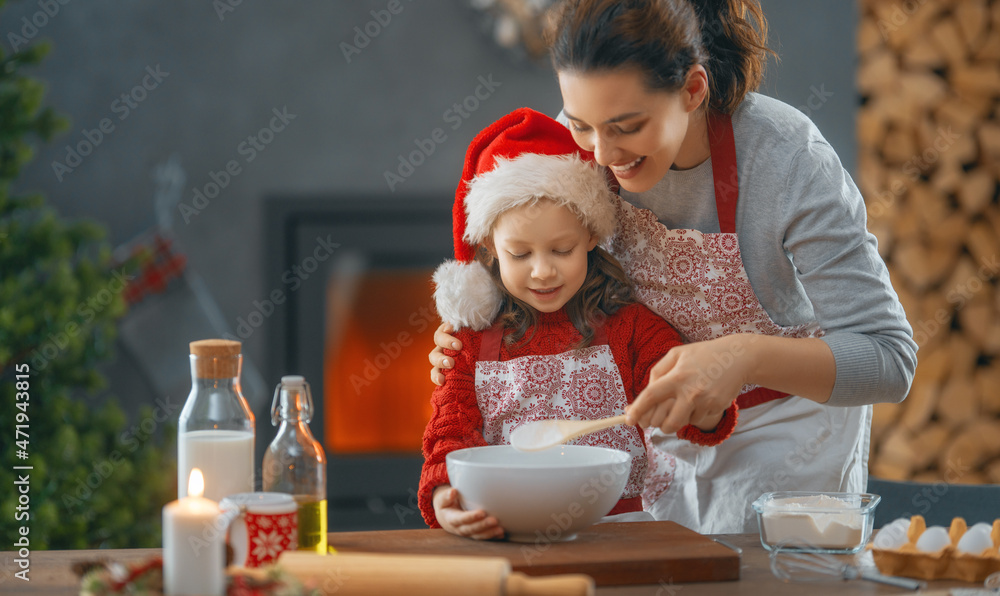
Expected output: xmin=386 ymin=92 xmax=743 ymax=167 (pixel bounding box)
xmin=870 ymin=516 xmax=1000 ymax=582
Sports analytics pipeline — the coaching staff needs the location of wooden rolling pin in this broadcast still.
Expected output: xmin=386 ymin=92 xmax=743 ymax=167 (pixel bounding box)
xmin=278 ymin=551 xmax=595 ymax=596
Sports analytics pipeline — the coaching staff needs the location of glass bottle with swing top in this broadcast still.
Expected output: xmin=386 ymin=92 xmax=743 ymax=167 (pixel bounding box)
xmin=262 ymin=375 xmax=328 ymax=553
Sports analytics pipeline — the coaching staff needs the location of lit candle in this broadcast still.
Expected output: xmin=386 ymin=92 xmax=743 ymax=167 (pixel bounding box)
xmin=163 ymin=469 xmax=225 ymax=595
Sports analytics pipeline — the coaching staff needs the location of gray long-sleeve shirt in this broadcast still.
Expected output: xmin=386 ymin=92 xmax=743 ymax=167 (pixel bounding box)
xmin=618 ymin=93 xmax=917 ymax=407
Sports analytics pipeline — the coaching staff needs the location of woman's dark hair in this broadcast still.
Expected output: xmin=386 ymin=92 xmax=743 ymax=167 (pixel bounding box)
xmin=476 ymin=240 xmax=635 ymax=349
xmin=548 ymin=0 xmax=775 ymax=114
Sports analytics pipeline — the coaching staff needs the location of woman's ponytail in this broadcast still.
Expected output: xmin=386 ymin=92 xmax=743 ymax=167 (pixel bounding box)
xmin=690 ymin=0 xmax=773 ymax=113
xmin=549 ymin=0 xmax=775 ymax=113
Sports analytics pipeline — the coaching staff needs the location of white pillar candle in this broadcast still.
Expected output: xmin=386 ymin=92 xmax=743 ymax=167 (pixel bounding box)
xmin=163 ymin=469 xmax=225 ymax=596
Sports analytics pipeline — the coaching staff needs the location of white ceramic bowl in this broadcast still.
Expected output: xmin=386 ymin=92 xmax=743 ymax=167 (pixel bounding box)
xmin=445 ymin=444 xmax=630 ymax=543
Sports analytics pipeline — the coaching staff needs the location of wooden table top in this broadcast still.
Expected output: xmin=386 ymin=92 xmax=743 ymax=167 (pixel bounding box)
xmin=0 ymin=533 xmax=979 ymax=595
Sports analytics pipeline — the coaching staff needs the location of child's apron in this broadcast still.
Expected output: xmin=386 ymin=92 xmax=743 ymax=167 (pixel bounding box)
xmin=609 ymin=113 xmax=872 ymax=533
xmin=475 ymin=323 xmax=647 ymax=513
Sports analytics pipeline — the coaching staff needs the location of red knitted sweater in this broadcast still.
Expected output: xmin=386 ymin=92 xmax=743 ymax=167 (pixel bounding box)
xmin=418 ymin=303 xmax=739 ymax=528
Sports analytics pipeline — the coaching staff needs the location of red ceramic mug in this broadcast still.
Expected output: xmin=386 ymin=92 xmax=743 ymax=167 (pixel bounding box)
xmin=220 ymin=492 xmax=298 ymax=567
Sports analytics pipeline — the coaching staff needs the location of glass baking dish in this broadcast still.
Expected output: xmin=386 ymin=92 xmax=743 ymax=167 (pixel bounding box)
xmin=751 ymin=491 xmax=881 ymax=554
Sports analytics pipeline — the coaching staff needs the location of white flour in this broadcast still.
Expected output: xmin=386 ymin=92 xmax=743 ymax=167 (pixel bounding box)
xmin=760 ymin=494 xmax=864 ymax=548
xmin=510 ymin=420 xmax=564 ymax=451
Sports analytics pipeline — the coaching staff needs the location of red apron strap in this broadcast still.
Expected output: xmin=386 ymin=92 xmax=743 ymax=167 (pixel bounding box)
xmin=592 ymin=323 xmax=608 ymax=346
xmin=479 ymin=322 xmax=505 ymax=362
xmin=708 ymin=112 xmax=789 ymax=408
xmin=707 ymin=111 xmax=739 ymax=234
xmin=736 ymin=387 xmax=789 ymax=409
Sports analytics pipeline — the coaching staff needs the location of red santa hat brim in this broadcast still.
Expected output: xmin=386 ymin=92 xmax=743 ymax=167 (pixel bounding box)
xmin=462 ymin=152 xmax=616 ymax=248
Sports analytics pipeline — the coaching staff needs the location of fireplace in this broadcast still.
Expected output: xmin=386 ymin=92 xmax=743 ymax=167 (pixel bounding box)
xmin=264 ymin=196 xmax=453 ymax=531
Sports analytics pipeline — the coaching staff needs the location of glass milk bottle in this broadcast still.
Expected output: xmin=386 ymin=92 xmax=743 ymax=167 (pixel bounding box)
xmin=177 ymin=339 xmax=255 ymax=502
xmin=262 ymin=375 xmax=327 ymax=553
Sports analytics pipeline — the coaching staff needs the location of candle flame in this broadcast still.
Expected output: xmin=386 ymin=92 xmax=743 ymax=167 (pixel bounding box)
xmin=188 ymin=468 xmax=205 ymax=498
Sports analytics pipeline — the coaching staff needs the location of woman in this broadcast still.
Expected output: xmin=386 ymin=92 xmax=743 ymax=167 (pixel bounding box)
xmin=430 ymin=0 xmax=916 ymax=534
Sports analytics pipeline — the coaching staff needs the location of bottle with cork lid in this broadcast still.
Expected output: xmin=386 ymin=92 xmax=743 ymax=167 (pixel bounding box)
xmin=177 ymin=339 xmax=256 ymax=502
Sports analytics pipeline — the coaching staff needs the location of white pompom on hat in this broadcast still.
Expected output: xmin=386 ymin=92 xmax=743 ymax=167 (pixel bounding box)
xmin=433 ymin=107 xmax=616 ymax=331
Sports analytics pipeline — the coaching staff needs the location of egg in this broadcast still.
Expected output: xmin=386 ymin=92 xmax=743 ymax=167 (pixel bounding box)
xmin=873 ymin=518 xmax=911 ymax=550
xmin=957 ymin=523 xmax=994 ymax=555
xmin=916 ymin=526 xmax=951 ymax=552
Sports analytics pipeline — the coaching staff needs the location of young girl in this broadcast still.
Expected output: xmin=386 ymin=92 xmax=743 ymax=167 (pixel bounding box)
xmin=418 ymin=108 xmax=737 ymax=540
xmin=431 ymin=1 xmax=917 ymax=534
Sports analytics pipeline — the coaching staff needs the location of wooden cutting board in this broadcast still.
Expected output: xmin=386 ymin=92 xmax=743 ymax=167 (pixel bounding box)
xmin=328 ymin=521 xmax=739 ymax=586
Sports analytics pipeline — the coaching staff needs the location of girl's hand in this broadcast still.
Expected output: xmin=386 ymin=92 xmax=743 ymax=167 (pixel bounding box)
xmin=627 ymin=335 xmax=751 ymax=434
xmin=429 ymin=323 xmax=462 ymax=386
xmin=432 ymin=485 xmax=504 ymax=540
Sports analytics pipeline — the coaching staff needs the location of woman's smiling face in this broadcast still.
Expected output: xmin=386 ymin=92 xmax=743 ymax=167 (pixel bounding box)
xmin=557 ymin=67 xmax=709 ymax=193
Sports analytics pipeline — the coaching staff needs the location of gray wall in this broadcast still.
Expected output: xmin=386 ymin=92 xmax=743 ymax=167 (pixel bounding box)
xmin=6 ymin=0 xmax=856 ymax=406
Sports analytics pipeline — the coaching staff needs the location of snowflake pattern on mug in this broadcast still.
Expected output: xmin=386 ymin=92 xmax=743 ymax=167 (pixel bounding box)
xmin=244 ymin=511 xmax=297 ymax=567
xmin=475 ymin=345 xmax=646 ymax=497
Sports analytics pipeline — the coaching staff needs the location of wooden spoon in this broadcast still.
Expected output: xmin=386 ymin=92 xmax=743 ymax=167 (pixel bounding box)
xmin=510 ymin=414 xmax=629 ymax=452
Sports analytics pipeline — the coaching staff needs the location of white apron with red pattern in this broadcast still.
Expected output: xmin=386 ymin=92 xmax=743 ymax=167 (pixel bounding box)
xmin=475 ymin=324 xmax=647 ymax=502
xmin=609 ymin=113 xmax=871 ymax=534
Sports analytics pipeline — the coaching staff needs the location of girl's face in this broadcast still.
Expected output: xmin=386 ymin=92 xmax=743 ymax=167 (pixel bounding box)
xmin=557 ymin=67 xmax=709 ymax=194
xmin=489 ymin=199 xmax=598 ymax=314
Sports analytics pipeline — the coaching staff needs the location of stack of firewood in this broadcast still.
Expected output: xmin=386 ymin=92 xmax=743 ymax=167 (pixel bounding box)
xmin=857 ymin=0 xmax=1000 ymax=484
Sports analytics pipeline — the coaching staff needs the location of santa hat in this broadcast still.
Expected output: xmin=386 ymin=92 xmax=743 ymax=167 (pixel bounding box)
xmin=433 ymin=107 xmax=616 ymax=331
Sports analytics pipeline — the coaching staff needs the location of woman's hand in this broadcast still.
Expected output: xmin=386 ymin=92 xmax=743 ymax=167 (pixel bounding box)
xmin=689 ymin=408 xmax=726 ymax=433
xmin=628 ymin=334 xmax=836 ymax=433
xmin=432 ymin=485 xmax=504 ymax=540
xmin=428 ymin=323 xmax=462 ymax=386
xmin=627 ymin=334 xmax=751 ymax=434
